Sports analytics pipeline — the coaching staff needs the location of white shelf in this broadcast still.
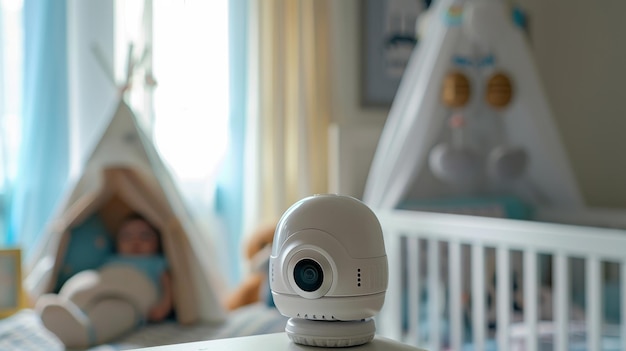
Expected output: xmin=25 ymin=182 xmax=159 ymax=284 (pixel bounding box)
xmin=129 ymin=332 xmax=425 ymax=351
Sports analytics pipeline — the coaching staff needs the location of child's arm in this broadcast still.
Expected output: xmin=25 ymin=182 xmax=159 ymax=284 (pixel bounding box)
xmin=148 ymin=270 xmax=173 ymax=322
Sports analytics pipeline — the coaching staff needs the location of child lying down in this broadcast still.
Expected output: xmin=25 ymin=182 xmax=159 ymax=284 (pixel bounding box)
xmin=36 ymin=213 xmax=173 ymax=348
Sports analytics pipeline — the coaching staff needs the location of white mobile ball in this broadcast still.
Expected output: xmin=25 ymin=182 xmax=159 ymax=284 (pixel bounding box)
xmin=429 ymin=143 xmax=482 ymax=186
xmin=487 ymin=146 xmax=528 ymax=181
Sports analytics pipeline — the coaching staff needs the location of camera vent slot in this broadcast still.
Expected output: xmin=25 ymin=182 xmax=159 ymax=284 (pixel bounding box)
xmin=297 ymin=313 xmax=332 ymax=320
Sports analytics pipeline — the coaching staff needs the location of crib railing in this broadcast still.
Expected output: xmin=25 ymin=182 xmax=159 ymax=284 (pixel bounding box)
xmin=376 ymin=209 xmax=626 ymax=351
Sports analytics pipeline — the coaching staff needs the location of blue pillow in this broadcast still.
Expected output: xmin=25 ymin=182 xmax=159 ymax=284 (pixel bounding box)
xmin=54 ymin=214 xmax=113 ymax=292
xmin=397 ymin=196 xmax=533 ymax=220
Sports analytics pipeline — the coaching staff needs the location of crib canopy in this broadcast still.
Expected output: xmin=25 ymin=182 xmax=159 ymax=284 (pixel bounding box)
xmin=25 ymin=98 xmax=227 ymax=325
xmin=364 ymin=0 xmax=583 ymax=213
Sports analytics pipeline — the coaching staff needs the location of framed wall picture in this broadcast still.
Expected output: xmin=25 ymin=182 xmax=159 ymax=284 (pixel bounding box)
xmin=361 ymin=0 xmax=431 ymax=107
xmin=0 ymin=249 xmax=22 ymax=318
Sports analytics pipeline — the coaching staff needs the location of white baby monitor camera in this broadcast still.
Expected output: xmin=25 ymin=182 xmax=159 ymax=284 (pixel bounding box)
xmin=270 ymin=194 xmax=388 ymax=347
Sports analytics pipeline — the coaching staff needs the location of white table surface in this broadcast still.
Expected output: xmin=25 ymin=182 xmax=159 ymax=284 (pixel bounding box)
xmin=129 ymin=332 xmax=426 ymax=351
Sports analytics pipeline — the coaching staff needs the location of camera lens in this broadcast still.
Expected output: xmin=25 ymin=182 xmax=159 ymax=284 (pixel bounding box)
xmin=293 ymin=258 xmax=324 ymax=292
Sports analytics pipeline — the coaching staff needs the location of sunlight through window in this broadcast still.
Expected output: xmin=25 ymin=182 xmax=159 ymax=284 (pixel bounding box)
xmin=153 ymin=0 xmax=230 ymax=182
xmin=116 ymin=0 xmax=230 ymax=183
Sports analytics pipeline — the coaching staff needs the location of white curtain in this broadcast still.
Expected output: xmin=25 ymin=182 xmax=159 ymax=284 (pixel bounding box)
xmin=243 ymin=0 xmax=334 ymax=234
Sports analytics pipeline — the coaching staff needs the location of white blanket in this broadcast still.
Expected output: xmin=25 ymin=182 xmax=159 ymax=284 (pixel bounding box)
xmin=0 ymin=303 xmax=287 ymax=351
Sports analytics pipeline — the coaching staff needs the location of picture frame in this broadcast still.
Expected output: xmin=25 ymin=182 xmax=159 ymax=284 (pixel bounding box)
xmin=360 ymin=0 xmax=428 ymax=107
xmin=0 ymin=249 xmax=22 ymax=318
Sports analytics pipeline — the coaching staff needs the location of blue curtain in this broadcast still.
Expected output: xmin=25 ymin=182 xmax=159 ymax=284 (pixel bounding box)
xmin=215 ymin=0 xmax=248 ymax=286
xmin=6 ymin=0 xmax=69 ymax=256
xmin=0 ymin=4 xmax=6 ymax=245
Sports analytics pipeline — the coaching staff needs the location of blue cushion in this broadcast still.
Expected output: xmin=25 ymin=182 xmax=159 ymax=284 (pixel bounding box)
xmin=54 ymin=214 xmax=113 ymax=292
xmin=397 ymin=196 xmax=533 ymax=220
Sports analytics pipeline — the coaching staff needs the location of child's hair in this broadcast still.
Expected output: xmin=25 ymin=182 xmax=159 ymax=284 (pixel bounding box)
xmin=117 ymin=212 xmax=163 ymax=253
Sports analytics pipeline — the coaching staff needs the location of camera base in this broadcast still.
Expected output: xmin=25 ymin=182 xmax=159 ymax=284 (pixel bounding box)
xmin=285 ymin=318 xmax=376 ymax=348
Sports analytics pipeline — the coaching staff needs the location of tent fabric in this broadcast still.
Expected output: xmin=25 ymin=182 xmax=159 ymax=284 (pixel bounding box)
xmin=24 ymin=98 xmax=227 ymax=325
xmin=363 ymin=0 xmax=583 ymax=211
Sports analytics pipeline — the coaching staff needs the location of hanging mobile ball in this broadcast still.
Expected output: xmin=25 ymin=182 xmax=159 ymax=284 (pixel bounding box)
xmin=485 ymin=72 xmax=513 ymax=108
xmin=442 ymin=71 xmax=471 ymax=108
xmin=428 ymin=114 xmax=482 ymax=187
xmin=484 ymin=70 xmax=527 ymax=182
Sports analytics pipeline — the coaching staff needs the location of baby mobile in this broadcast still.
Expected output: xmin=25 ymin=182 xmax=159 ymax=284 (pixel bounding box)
xmin=428 ymin=1 xmax=528 ymax=195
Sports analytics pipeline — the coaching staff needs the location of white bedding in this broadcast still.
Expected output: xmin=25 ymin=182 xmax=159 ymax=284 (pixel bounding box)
xmin=0 ymin=304 xmax=288 ymax=351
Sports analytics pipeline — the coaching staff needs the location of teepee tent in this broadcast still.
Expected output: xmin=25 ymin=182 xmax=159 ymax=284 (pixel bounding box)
xmin=364 ymin=0 xmax=583 ymax=212
xmin=24 ymin=51 xmax=227 ymax=325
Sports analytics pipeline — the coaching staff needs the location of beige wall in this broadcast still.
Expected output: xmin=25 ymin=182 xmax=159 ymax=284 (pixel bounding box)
xmin=327 ymin=0 xmax=387 ymax=199
xmin=328 ymin=1 xmax=388 ymax=127
xmin=521 ymin=0 xmax=626 ymax=208
xmin=329 ymin=0 xmax=626 ymax=208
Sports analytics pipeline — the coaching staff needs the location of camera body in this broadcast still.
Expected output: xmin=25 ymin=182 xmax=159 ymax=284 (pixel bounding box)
xmin=269 ymin=194 xmax=388 ymax=322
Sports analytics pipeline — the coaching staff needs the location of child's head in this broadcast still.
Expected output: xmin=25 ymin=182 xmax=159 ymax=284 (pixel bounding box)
xmin=116 ymin=213 xmax=161 ymax=256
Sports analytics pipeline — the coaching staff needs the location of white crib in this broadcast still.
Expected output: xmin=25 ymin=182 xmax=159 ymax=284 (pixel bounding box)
xmin=376 ymin=209 xmax=626 ymax=351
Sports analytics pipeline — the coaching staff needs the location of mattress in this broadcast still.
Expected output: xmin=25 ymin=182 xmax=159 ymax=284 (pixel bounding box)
xmin=411 ymin=320 xmax=622 ymax=351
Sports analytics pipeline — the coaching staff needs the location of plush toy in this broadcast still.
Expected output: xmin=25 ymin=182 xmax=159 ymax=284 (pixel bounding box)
xmin=225 ymin=223 xmax=276 ymax=311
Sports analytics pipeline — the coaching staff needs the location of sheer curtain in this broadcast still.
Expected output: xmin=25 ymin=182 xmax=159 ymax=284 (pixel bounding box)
xmin=243 ymin=0 xmax=334 ymax=234
xmin=6 ymin=0 xmax=70 ymax=256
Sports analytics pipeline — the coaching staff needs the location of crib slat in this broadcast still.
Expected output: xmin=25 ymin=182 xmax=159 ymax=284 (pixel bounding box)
xmin=497 ymin=246 xmax=510 ymax=351
xmin=523 ymin=249 xmax=538 ymax=351
xmin=472 ymin=244 xmax=486 ymax=351
xmin=428 ymin=239 xmax=440 ymax=351
xmin=449 ymin=240 xmax=463 ymax=351
xmin=554 ymin=253 xmax=569 ymax=351
xmin=621 ymin=260 xmax=626 ymax=351
xmin=407 ymin=238 xmax=420 ymax=346
xmin=586 ymin=257 xmax=601 ymax=351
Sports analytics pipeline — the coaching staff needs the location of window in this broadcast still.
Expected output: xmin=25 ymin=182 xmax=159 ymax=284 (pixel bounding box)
xmin=115 ymin=0 xmax=230 ymax=193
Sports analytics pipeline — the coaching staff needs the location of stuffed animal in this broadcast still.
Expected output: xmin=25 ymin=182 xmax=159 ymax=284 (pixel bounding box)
xmin=225 ymin=223 xmax=276 ymax=310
